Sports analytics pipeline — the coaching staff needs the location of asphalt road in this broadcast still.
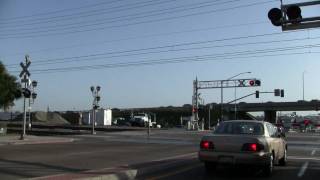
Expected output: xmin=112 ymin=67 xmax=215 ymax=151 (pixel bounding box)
xmin=0 ymin=129 xmax=319 ymax=180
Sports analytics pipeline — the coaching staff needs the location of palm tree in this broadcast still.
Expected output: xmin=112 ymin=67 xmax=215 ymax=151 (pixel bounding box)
xmin=0 ymin=61 xmax=21 ymax=110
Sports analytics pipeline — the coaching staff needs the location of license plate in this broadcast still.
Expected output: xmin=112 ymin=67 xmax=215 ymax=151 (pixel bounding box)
xmin=219 ymin=156 xmax=234 ymax=164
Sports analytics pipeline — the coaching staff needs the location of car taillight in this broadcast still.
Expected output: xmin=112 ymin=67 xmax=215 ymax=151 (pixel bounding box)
xmin=200 ymin=140 xmax=214 ymax=150
xmin=242 ymin=143 xmax=264 ymax=152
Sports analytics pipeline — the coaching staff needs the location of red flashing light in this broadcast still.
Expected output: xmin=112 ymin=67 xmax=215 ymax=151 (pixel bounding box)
xmin=249 ymin=80 xmax=255 ymax=86
xmin=192 ymin=107 xmax=197 ymax=113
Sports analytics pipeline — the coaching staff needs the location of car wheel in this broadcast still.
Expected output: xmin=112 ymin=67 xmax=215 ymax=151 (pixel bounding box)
xmin=262 ymin=154 xmax=273 ymax=177
xmin=204 ymin=162 xmax=216 ymax=173
xmin=279 ymin=148 xmax=287 ymax=166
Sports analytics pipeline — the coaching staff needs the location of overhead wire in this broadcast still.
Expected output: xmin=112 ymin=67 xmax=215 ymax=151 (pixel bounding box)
xmin=6 ymin=35 xmax=319 ymax=69
xmin=22 ymin=52 xmax=316 ymax=74
xmin=0 ymin=0 xmax=127 ymax=22
xmin=0 ymin=0 xmax=277 ymax=39
xmin=5 ymin=31 xmax=290 ymax=67
xmin=0 ymin=0 xmax=242 ymax=35
xmin=8 ymin=43 xmax=320 ymax=74
xmin=2 ymin=20 xmax=268 ymax=58
xmin=0 ymin=0 xmax=182 ymax=28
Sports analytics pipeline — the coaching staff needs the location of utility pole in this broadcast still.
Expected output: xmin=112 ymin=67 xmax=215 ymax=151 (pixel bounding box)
xmin=192 ymin=78 xmax=199 ymax=130
xmin=90 ymin=86 xmax=101 ymax=135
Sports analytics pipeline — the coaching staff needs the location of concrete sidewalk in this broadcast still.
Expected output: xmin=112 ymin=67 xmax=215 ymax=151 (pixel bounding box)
xmin=0 ymin=134 xmax=75 ymax=145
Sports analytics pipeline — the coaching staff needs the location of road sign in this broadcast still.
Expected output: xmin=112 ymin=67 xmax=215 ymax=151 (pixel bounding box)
xmin=238 ymin=80 xmax=245 ymax=87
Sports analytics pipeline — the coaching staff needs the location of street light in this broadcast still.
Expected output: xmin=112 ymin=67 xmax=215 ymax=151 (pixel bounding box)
xmin=220 ymin=72 xmax=251 ymax=121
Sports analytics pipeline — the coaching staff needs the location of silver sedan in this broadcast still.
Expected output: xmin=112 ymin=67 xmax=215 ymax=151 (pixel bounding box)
xmin=198 ymin=120 xmax=287 ymax=176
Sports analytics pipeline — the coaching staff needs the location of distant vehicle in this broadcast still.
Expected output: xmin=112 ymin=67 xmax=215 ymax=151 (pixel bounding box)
xmin=198 ymin=120 xmax=287 ymax=177
xmin=130 ymin=113 xmax=154 ymax=127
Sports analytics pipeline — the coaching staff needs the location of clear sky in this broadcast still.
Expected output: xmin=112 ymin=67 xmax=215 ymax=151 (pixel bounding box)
xmin=0 ymin=0 xmax=320 ymax=113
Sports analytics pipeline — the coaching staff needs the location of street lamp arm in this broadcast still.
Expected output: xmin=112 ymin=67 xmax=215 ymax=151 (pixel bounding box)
xmin=227 ymin=71 xmax=251 ymax=80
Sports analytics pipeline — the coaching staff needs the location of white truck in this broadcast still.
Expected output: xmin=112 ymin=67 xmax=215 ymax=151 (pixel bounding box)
xmin=131 ymin=113 xmax=154 ymax=127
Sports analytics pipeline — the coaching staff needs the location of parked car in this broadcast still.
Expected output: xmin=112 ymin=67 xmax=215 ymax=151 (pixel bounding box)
xmin=198 ymin=120 xmax=287 ymax=176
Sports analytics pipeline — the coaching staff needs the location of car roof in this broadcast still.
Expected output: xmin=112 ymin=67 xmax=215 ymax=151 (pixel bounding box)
xmin=222 ymin=120 xmax=265 ymax=124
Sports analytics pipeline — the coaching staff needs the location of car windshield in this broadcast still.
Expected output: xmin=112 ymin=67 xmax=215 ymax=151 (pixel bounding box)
xmin=214 ymin=122 xmax=264 ymax=135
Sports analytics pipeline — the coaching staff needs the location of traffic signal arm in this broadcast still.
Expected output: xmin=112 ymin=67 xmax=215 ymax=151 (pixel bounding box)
xmin=226 ymin=90 xmax=284 ymax=104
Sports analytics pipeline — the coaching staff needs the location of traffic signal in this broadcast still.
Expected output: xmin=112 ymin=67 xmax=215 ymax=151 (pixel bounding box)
xmin=255 ymin=80 xmax=261 ymax=86
xmin=249 ymin=79 xmax=261 ymax=86
xmin=268 ymin=5 xmax=302 ymax=26
xmin=280 ymin=89 xmax=284 ymax=97
xmin=22 ymin=88 xmax=31 ymax=98
xmin=268 ymin=8 xmax=283 ymax=26
xmin=249 ymin=80 xmax=255 ymax=86
xmin=32 ymin=92 xmax=37 ymax=99
xmin=255 ymin=91 xmax=259 ymax=98
xmin=274 ymin=89 xmax=280 ymax=96
xmin=96 ymin=96 xmax=101 ymax=102
xmin=192 ymin=107 xmax=198 ymax=113
xmin=286 ymin=5 xmax=302 ymax=21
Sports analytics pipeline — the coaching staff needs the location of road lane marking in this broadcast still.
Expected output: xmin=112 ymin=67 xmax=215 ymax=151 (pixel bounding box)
xmin=311 ymin=149 xmax=316 ymax=156
xmin=288 ymin=156 xmax=320 ymax=161
xmin=149 ymin=152 xmax=197 ymax=162
xmin=147 ymin=164 xmax=202 ymax=180
xmin=297 ymin=162 xmax=309 ymax=178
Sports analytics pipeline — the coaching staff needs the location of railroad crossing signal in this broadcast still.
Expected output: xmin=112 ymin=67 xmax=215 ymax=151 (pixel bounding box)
xmin=20 ymin=55 xmax=31 ymax=83
xmin=197 ymin=78 xmax=261 ymax=89
xmin=268 ymin=1 xmax=320 ymax=31
xmin=19 ymin=61 xmax=31 ymax=77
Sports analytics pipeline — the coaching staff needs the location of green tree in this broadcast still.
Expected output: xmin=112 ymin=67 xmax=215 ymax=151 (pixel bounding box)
xmin=0 ymin=61 xmax=21 ymax=110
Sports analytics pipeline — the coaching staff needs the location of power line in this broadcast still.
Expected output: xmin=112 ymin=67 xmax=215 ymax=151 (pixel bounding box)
xmin=15 ymin=51 xmax=315 ymax=75
xmin=0 ymin=0 xmax=182 ymax=28
xmin=0 ymin=0 xmax=239 ymax=35
xmin=0 ymin=0 xmax=127 ymax=22
xmin=9 ymin=43 xmax=320 ymax=74
xmin=7 ymin=35 xmax=317 ymax=69
xmin=5 ymin=31 xmax=288 ymax=67
xmin=0 ymin=0 xmax=276 ymax=39
xmin=2 ymin=20 xmax=268 ymax=58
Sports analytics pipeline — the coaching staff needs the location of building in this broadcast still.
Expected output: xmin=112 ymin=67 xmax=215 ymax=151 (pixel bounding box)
xmin=82 ymin=109 xmax=112 ymax=126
